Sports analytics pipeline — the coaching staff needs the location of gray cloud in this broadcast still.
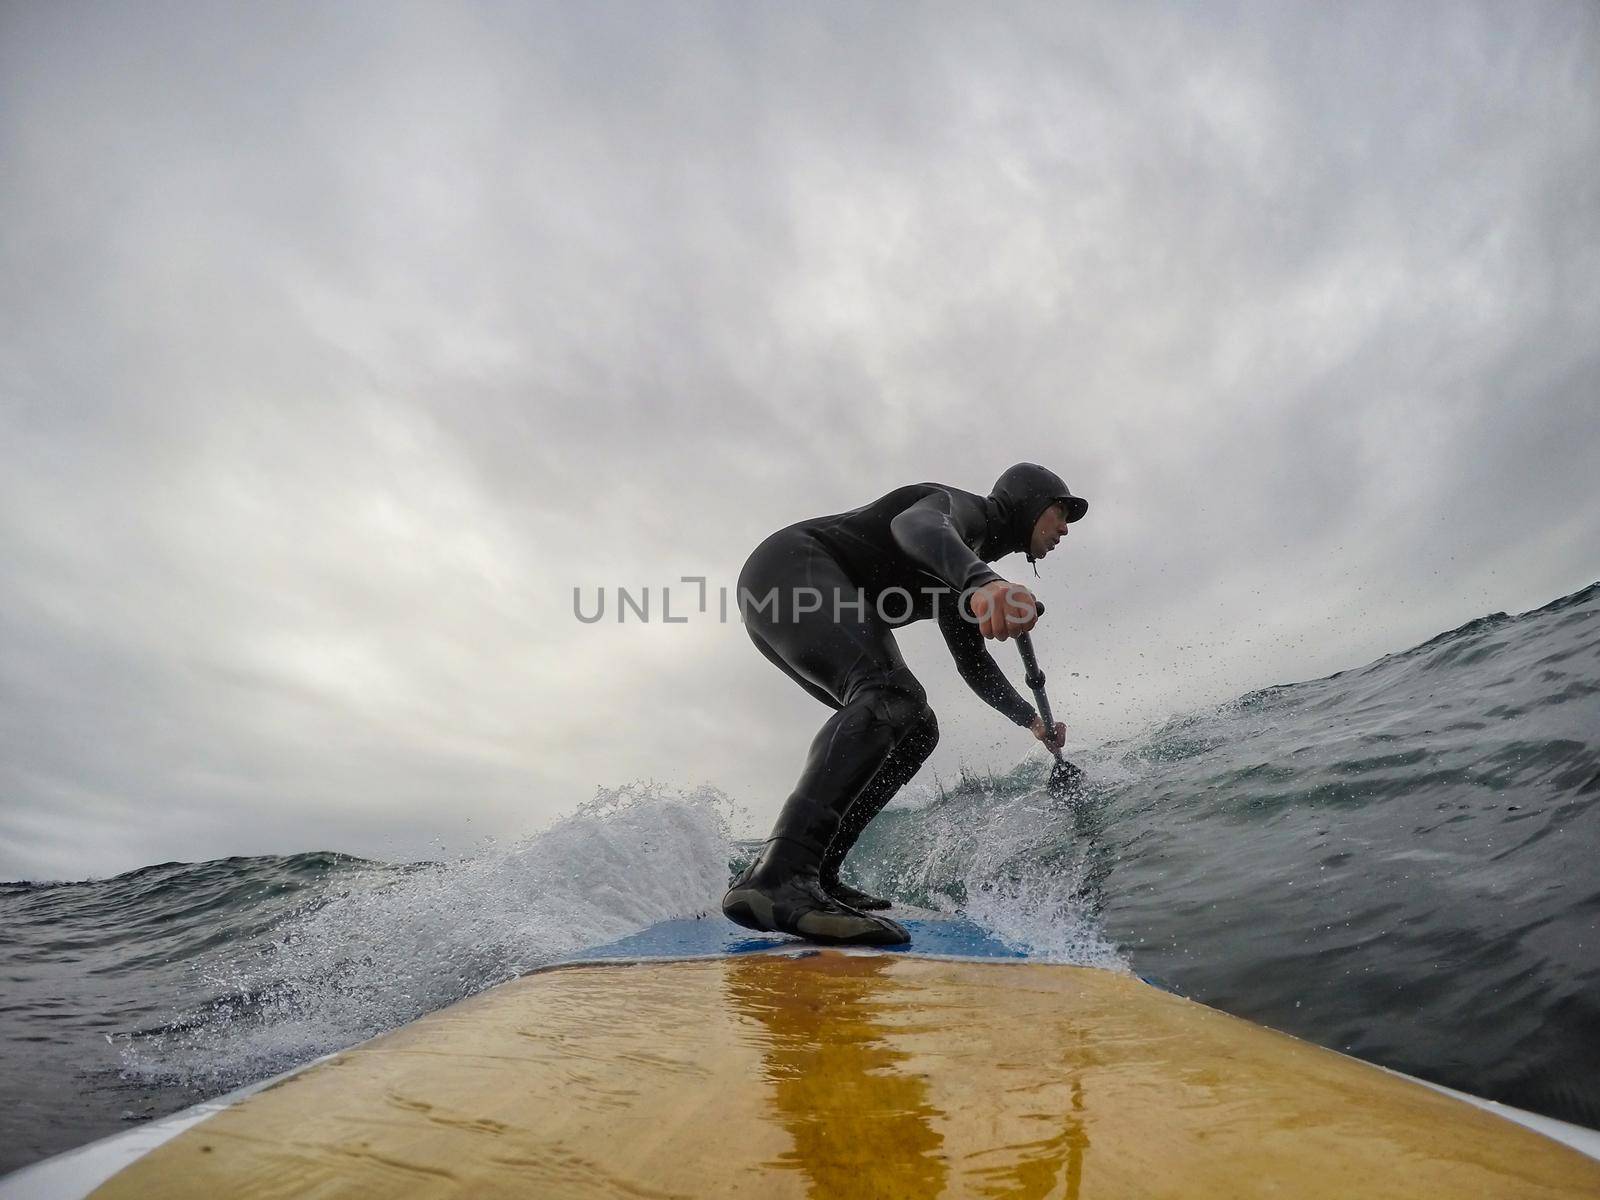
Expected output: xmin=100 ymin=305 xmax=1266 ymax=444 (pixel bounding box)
xmin=3 ymin=1 xmax=1597 ymax=879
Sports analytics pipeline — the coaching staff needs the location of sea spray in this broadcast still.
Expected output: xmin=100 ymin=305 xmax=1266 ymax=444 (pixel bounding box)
xmin=118 ymin=784 xmax=737 ymax=1089
xmin=832 ymin=760 xmax=1127 ymax=968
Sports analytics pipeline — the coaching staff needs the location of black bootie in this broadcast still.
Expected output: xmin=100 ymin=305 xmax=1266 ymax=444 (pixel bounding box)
xmin=816 ymin=706 xmax=939 ymax=912
xmin=818 ymin=862 xmax=893 ymax=911
xmin=818 ymin=811 xmax=893 ymax=911
xmin=722 ymin=837 xmax=909 ymax=946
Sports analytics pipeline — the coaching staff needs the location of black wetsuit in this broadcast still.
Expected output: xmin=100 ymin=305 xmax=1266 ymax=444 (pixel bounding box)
xmin=736 ymin=463 xmax=1087 ymax=890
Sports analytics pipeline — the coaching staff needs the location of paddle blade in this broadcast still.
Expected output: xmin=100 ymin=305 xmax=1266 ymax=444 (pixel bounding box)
xmin=1047 ymin=757 xmax=1085 ymax=800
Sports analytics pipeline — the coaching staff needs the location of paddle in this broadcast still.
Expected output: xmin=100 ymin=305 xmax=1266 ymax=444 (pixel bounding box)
xmin=1015 ymin=601 xmax=1084 ymax=799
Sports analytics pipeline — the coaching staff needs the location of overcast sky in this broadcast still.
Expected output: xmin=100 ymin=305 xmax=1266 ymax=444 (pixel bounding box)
xmin=2 ymin=1 xmax=1597 ymax=881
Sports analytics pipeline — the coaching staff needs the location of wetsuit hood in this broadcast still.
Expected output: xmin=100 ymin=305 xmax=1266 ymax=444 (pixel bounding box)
xmin=986 ymin=462 xmax=1088 ymax=561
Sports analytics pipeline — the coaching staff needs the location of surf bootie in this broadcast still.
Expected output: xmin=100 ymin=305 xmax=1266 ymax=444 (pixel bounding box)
xmin=819 ymin=869 xmax=892 ymax=912
xmin=723 ymin=837 xmax=909 ymax=946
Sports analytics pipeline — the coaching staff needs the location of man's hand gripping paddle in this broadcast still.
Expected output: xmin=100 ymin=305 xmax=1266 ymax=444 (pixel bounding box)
xmin=1017 ymin=601 xmax=1085 ymax=800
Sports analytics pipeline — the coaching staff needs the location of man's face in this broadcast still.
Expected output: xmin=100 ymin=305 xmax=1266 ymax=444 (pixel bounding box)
xmin=1030 ymin=501 xmax=1072 ymax=559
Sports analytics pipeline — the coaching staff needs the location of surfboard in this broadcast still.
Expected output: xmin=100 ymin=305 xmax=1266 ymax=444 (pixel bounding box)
xmin=6 ymin=915 xmax=1600 ymax=1199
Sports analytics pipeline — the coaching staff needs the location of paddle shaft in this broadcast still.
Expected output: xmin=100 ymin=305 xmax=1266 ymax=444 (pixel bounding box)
xmin=1014 ymin=599 xmax=1067 ymax=764
xmin=1015 ymin=632 xmax=1062 ymax=761
xmin=969 ymin=590 xmax=1070 ymax=768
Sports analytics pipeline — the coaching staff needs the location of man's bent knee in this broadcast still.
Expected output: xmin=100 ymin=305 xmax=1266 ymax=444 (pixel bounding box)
xmin=850 ymin=674 xmax=932 ymax=738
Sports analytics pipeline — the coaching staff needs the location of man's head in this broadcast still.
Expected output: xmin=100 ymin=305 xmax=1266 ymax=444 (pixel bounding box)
xmin=1030 ymin=499 xmax=1074 ymax=560
xmin=988 ymin=462 xmax=1088 ymax=560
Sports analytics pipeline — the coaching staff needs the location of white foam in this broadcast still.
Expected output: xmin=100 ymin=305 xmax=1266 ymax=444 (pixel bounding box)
xmin=119 ymin=784 xmax=735 ymax=1088
xmin=879 ymin=776 xmax=1127 ymax=970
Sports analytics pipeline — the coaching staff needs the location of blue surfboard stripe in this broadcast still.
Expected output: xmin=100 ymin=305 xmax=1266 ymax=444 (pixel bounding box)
xmin=564 ymin=915 xmax=1030 ymax=963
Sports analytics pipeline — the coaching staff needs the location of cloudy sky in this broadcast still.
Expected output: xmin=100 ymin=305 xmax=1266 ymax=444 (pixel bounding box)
xmin=2 ymin=1 xmax=1597 ymax=881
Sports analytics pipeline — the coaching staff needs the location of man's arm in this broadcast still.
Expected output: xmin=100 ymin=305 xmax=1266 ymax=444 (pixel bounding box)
xmin=936 ymin=605 xmax=1037 ymax=727
xmin=889 ymin=491 xmax=1004 ymax=594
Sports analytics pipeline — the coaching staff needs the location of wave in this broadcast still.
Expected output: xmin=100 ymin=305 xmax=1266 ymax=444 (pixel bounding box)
xmin=103 ymin=785 xmax=736 ymax=1088
xmin=2 ymin=579 xmax=1597 ymax=1170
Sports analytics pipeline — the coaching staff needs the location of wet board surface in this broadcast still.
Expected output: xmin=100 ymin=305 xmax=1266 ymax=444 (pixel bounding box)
xmin=84 ymin=940 xmax=1600 ymax=1199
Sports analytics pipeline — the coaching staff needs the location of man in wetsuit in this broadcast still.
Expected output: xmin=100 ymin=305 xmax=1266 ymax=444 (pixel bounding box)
xmin=722 ymin=462 xmax=1088 ymax=946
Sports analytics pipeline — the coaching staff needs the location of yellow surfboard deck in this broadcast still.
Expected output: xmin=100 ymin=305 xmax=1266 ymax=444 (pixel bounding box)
xmin=91 ymin=951 xmax=1600 ymax=1198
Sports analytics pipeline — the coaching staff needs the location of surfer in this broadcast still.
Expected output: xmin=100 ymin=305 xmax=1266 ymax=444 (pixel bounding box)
xmin=722 ymin=463 xmax=1087 ymax=945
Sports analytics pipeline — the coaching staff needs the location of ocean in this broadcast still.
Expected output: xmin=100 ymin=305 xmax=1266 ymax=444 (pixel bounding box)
xmin=2 ymin=581 xmax=1596 ymax=1175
